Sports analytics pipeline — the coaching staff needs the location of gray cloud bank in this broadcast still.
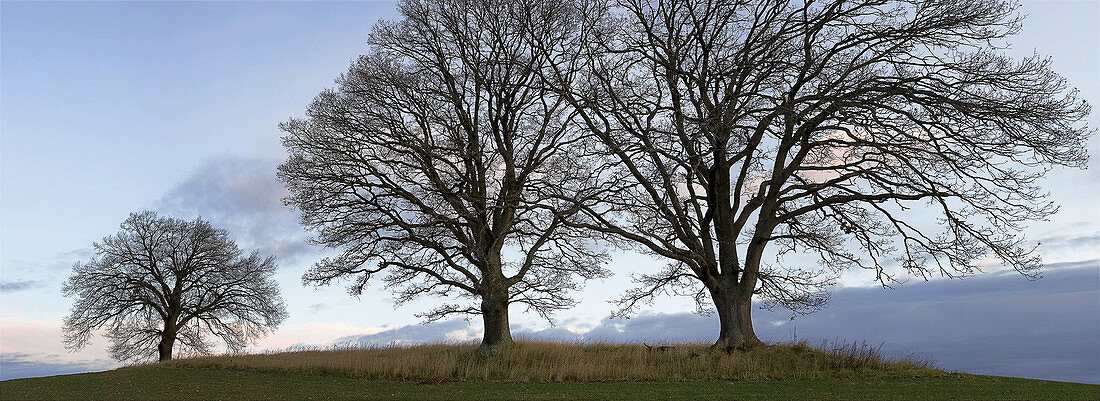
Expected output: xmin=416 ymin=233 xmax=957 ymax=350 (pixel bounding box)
xmin=155 ymin=156 xmax=314 ymax=264
xmin=337 ymin=261 xmax=1100 ymax=384
xmin=0 ymin=353 xmax=117 ymax=381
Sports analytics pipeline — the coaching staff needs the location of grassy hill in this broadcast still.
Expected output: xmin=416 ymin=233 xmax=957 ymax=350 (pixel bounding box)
xmin=3 ymin=341 xmax=1097 ymax=400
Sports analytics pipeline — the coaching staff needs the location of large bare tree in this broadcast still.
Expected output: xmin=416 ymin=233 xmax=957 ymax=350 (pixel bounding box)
xmin=542 ymin=0 xmax=1092 ymax=348
xmin=278 ymin=0 xmax=609 ymax=354
xmin=63 ymin=211 xmax=287 ymax=362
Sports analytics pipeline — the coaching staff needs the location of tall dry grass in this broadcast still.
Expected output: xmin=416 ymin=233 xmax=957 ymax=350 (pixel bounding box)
xmin=164 ymin=340 xmax=940 ymax=382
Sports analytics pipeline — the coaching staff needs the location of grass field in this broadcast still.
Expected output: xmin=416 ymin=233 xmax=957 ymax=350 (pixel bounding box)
xmin=3 ymin=341 xmax=1097 ymax=400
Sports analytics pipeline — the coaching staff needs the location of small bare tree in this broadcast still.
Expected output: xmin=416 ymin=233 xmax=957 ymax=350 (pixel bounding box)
xmin=544 ymin=0 xmax=1092 ymax=348
xmin=63 ymin=211 xmax=287 ymax=362
xmin=278 ymin=0 xmax=609 ymax=354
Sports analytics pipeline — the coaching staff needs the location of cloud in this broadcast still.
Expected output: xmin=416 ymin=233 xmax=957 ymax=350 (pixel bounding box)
xmin=780 ymin=259 xmax=1099 ymax=384
xmin=0 ymin=280 xmax=40 ymax=292
xmin=332 ymin=262 xmax=1099 ymax=384
xmin=155 ymin=156 xmax=314 ymax=264
xmin=249 ymin=322 xmax=389 ymax=352
xmin=1042 ymin=259 xmax=1100 ymax=271
xmin=0 ymin=317 xmax=120 ymax=381
xmin=39 ymin=249 xmax=94 ymax=273
xmin=514 ymin=327 xmax=584 ymax=342
xmin=1 ymin=248 xmax=91 ymax=283
xmin=0 ymin=352 xmax=117 ymax=381
xmin=1037 ymin=233 xmax=1100 ymax=252
xmin=334 ymin=320 xmax=478 ymax=347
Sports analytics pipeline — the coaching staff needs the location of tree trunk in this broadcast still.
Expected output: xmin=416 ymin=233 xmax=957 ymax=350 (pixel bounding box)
xmin=157 ymin=334 xmax=175 ymax=362
xmin=477 ymin=292 xmax=513 ymax=356
xmin=710 ymin=283 xmax=762 ymax=350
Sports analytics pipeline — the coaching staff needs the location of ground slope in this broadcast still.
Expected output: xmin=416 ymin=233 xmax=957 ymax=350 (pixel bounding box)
xmin=5 ymin=342 xmax=1097 ymax=400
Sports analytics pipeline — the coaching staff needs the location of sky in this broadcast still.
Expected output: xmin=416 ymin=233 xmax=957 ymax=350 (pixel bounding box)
xmin=2 ymin=0 xmax=1098 ymax=384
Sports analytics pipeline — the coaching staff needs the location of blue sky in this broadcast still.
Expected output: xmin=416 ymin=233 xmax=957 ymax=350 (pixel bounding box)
xmin=2 ymin=0 xmax=1098 ymax=384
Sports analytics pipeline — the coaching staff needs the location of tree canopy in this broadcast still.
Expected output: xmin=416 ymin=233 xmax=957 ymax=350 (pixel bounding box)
xmin=539 ymin=0 xmax=1092 ymax=347
xmin=278 ymin=0 xmax=609 ymax=353
xmin=63 ymin=211 xmax=287 ymax=361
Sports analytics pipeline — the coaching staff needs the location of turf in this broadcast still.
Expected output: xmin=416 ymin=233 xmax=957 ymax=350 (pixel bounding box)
xmin=2 ymin=366 xmax=1098 ymax=401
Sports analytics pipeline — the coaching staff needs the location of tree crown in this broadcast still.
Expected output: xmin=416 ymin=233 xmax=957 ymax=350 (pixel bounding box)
xmin=279 ymin=0 xmax=609 ymax=323
xmin=549 ymin=0 xmax=1092 ymax=316
xmin=63 ymin=211 xmax=286 ymax=361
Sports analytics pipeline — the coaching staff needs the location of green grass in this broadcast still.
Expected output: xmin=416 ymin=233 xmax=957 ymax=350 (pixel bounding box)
xmin=3 ymin=341 xmax=1097 ymax=400
xmin=3 ymin=366 xmax=1098 ymax=401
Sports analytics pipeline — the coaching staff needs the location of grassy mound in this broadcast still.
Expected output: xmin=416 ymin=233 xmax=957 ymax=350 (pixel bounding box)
xmin=4 ymin=342 xmax=1098 ymax=400
xmin=164 ymin=340 xmax=939 ymax=382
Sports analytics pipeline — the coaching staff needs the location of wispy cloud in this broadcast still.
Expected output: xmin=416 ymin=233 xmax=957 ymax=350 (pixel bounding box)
xmin=1038 ymin=233 xmax=1100 ymax=252
xmin=0 ymin=280 xmax=39 ymax=292
xmin=0 ymin=248 xmax=91 ymax=294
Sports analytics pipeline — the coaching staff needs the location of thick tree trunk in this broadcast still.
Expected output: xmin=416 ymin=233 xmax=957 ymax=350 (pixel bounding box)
xmin=477 ymin=292 xmax=514 ymax=356
xmin=710 ymin=283 xmax=762 ymax=350
xmin=157 ymin=334 xmax=175 ymax=362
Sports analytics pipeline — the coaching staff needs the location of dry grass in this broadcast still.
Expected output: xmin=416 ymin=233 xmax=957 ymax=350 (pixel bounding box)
xmin=164 ymin=340 xmax=940 ymax=383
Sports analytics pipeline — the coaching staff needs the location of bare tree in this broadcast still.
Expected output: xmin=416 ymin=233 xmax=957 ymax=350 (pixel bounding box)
xmin=278 ymin=0 xmax=609 ymax=354
xmin=63 ymin=211 xmax=287 ymax=362
xmin=543 ymin=0 xmax=1092 ymax=348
